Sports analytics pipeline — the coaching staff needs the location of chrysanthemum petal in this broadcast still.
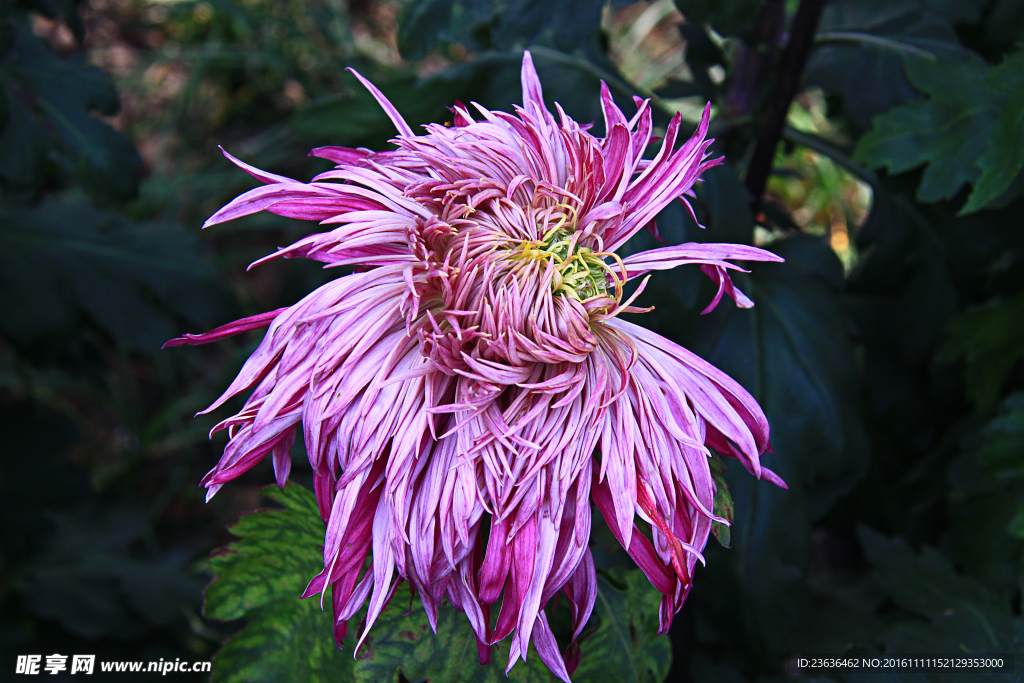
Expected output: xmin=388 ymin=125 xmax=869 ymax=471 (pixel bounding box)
xmin=345 ymin=67 xmax=415 ymax=138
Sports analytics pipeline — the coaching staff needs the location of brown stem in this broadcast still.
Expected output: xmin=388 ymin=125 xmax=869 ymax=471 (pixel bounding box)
xmin=723 ymin=0 xmax=786 ymax=120
xmin=744 ymin=0 xmax=827 ymax=215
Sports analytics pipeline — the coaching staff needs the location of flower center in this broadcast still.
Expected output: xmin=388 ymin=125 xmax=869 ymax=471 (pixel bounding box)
xmin=513 ymin=227 xmax=617 ymax=302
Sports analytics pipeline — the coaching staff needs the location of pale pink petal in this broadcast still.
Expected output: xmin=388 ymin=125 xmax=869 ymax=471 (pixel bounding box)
xmin=345 ymin=67 xmax=415 ymax=137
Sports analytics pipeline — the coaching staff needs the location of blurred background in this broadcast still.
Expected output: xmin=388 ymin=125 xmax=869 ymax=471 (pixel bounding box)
xmin=1 ymin=0 xmax=1023 ymax=680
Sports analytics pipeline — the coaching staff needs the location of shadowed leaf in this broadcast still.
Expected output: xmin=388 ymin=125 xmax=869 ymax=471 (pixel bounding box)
xmin=939 ymin=292 xmax=1024 ymax=414
xmin=854 ymin=50 xmax=1024 ymax=213
xmin=804 ymin=0 xmax=972 ymax=126
xmin=0 ymin=199 xmax=226 ymax=351
xmin=673 ymin=0 xmax=762 ymax=37
xmin=205 ymin=484 xmax=354 ymax=683
xmin=849 ymin=527 xmax=1024 ymax=680
xmin=0 ymin=16 xmax=141 ymax=201
xmin=398 ymin=0 xmax=606 ymax=60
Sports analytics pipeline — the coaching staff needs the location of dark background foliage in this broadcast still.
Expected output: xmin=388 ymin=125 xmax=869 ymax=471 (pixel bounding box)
xmin=1 ymin=0 xmax=1023 ymax=681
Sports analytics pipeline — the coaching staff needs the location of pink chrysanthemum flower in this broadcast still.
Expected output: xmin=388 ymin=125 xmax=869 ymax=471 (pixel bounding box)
xmin=169 ymin=52 xmax=786 ymax=680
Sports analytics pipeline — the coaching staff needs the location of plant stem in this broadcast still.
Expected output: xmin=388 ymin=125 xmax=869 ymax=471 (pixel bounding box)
xmin=723 ymin=0 xmax=786 ymax=120
xmin=781 ymin=126 xmax=880 ymax=189
xmin=744 ymin=0 xmax=827 ymax=214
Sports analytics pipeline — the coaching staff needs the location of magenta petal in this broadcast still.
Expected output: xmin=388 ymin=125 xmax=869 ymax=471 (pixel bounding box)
xmin=532 ymin=610 xmax=571 ymax=682
xmin=163 ymin=308 xmax=286 ymax=348
xmin=272 ymin=429 xmax=295 ymax=489
xmin=760 ymin=465 xmax=789 ymax=489
xmin=218 ymin=147 xmax=294 ymax=185
xmin=622 ymin=242 xmax=784 ymax=278
xmin=309 ymin=145 xmax=371 ymax=165
xmin=345 ymin=67 xmax=415 ymax=137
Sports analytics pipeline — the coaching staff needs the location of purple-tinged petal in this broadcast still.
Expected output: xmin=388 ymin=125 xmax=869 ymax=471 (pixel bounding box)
xmin=309 ymin=145 xmax=371 ymax=166
xmin=532 ymin=610 xmax=571 ymax=682
xmin=163 ymin=308 xmax=286 ymax=348
xmin=345 ymin=67 xmax=415 ymax=137
xmin=218 ymin=146 xmax=295 ymax=185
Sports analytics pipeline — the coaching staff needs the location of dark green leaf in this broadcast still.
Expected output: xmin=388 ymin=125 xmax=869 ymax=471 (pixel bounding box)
xmin=925 ymin=0 xmax=985 ymax=23
xmin=696 ymin=234 xmax=867 ymax=517
xmin=854 ymin=527 xmax=1024 ymax=673
xmin=673 ymin=0 xmax=761 ymax=37
xmin=805 ymin=0 xmax=972 ymax=126
xmin=398 ymin=0 xmax=498 ymax=59
xmin=691 ymin=235 xmax=866 ymax=653
xmin=0 ymin=199 xmax=227 ymax=351
xmin=291 ymin=69 xmax=475 ymax=149
xmin=853 ymin=54 xmax=992 ymax=204
xmin=939 ymin=291 xmax=1024 ymax=413
xmin=949 ymin=393 xmax=1024 ymax=555
xmin=205 ymin=484 xmax=355 ymax=683
xmin=0 ymin=95 xmax=45 ymax=190
xmin=709 ymin=459 xmax=734 ymax=549
xmin=629 ymin=198 xmax=867 ymax=659
xmin=858 ymin=526 xmax=999 ymax=619
xmin=854 ymin=50 xmax=1024 ymax=213
xmin=204 ymin=485 xmax=324 ymax=622
xmin=961 ymin=52 xmax=1024 ymax=213
xmin=1 ymin=19 xmax=141 ymax=201
xmin=982 ymin=0 xmax=1024 ymax=54
xmin=398 ymin=0 xmax=605 ymax=60
xmin=691 ymin=162 xmax=757 ymax=245
xmin=978 ymin=393 xmax=1024 ymax=485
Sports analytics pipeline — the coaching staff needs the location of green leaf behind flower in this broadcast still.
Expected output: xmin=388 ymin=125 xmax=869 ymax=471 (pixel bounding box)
xmin=0 ymin=13 xmax=141 ymax=202
xmin=709 ymin=459 xmax=734 ymax=549
xmin=0 ymin=199 xmax=227 ymax=351
xmin=355 ymin=568 xmax=671 ymax=683
xmin=939 ymin=292 xmax=1024 ymax=413
xmin=854 ymin=50 xmax=1024 ymax=213
xmin=572 ymin=570 xmax=672 ymax=683
xmin=206 ymin=483 xmax=672 ymax=683
xmin=351 ymin=581 xmax=553 ymax=683
xmin=693 ymin=234 xmax=867 ymax=654
xmin=630 ymin=207 xmax=868 ymax=659
xmin=204 ymin=484 xmax=354 ymax=683
xmin=397 ymin=0 xmax=608 ymax=60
